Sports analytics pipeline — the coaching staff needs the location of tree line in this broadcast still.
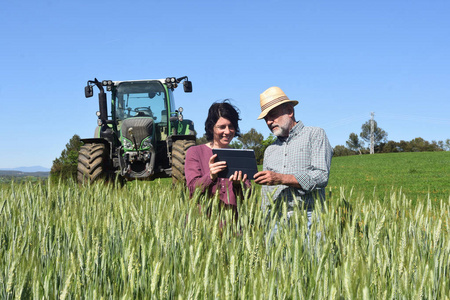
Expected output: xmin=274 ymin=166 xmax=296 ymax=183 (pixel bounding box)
xmin=334 ymin=119 xmax=450 ymax=156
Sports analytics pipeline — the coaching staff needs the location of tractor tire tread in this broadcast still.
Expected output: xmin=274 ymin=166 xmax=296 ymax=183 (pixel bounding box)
xmin=171 ymin=139 xmax=195 ymax=184
xmin=77 ymin=143 xmax=112 ymax=184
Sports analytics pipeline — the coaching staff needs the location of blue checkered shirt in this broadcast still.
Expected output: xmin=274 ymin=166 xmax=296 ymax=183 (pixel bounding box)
xmin=261 ymin=121 xmax=333 ymax=212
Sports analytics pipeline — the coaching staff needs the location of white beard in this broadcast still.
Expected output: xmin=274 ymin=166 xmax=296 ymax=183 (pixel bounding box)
xmin=271 ymin=118 xmax=291 ymax=137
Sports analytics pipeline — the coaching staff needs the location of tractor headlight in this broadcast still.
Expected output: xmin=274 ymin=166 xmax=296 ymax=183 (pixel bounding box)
xmin=141 ymin=137 xmax=152 ymax=150
xmin=165 ymin=77 xmax=175 ymax=83
xmin=123 ymin=138 xmax=133 ymax=150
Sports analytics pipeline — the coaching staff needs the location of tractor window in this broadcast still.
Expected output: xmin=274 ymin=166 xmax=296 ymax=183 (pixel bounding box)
xmin=114 ymin=81 xmax=167 ymax=122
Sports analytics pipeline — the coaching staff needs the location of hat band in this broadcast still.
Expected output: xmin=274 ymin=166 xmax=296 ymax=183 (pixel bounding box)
xmin=260 ymin=96 xmax=289 ymax=112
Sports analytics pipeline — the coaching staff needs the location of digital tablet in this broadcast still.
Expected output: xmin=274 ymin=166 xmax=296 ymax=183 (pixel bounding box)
xmin=212 ymin=148 xmax=258 ymax=179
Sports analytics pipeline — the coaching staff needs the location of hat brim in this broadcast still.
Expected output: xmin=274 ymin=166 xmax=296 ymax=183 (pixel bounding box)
xmin=257 ymin=100 xmax=298 ymax=120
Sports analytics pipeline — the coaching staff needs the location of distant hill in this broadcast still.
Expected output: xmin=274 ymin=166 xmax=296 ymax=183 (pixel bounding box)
xmin=0 ymin=166 xmax=50 ymax=172
xmin=0 ymin=166 xmax=50 ymax=179
xmin=0 ymin=170 xmax=49 ymax=178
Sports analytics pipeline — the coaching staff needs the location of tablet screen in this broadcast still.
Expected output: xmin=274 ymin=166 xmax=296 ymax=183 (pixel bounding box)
xmin=212 ymin=148 xmax=258 ymax=179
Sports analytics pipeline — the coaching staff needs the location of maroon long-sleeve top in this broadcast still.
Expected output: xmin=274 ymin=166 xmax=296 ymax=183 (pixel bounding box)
xmin=185 ymin=144 xmax=251 ymax=205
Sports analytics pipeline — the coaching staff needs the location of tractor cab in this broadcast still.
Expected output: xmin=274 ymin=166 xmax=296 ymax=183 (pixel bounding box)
xmin=112 ymin=80 xmax=171 ymax=142
xmin=113 ymin=81 xmax=166 ymax=120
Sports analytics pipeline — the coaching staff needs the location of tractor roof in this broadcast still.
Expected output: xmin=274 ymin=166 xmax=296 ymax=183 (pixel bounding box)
xmin=112 ymin=79 xmax=166 ymax=85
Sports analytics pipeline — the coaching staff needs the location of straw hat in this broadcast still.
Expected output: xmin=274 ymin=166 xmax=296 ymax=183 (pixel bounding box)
xmin=257 ymin=87 xmax=298 ymax=119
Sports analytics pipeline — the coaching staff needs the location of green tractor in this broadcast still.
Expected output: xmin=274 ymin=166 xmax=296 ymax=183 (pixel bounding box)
xmin=77 ymin=76 xmax=196 ymax=185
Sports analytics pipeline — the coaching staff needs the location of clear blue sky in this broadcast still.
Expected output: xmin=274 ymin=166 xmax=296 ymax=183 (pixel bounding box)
xmin=1 ymin=0 xmax=449 ymax=169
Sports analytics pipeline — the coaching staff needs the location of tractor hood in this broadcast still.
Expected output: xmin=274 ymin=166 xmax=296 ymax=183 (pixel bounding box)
xmin=121 ymin=117 xmax=153 ymax=150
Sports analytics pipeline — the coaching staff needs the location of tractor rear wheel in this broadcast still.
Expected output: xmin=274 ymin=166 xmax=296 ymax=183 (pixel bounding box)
xmin=172 ymin=139 xmax=195 ymax=185
xmin=77 ymin=143 xmax=113 ymax=184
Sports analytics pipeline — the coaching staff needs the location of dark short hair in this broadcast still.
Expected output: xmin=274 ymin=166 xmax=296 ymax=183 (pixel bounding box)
xmin=280 ymin=102 xmax=295 ymax=117
xmin=204 ymin=100 xmax=241 ymax=141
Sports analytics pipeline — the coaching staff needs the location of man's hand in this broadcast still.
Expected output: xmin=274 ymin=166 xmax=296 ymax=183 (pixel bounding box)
xmin=253 ymin=170 xmax=283 ymax=185
xmin=254 ymin=171 xmax=301 ymax=188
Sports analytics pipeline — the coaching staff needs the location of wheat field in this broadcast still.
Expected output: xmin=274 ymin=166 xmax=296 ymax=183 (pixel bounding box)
xmin=1 ymin=179 xmax=449 ymax=299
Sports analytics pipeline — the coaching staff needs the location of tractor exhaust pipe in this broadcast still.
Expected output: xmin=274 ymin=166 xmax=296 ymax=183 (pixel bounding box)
xmin=98 ymin=88 xmax=108 ymax=124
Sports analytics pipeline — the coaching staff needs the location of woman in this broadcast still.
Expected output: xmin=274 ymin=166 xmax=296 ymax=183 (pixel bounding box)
xmin=185 ymin=100 xmax=251 ymax=219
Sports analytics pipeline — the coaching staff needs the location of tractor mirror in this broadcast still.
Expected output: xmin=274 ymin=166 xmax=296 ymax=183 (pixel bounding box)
xmin=85 ymin=86 xmax=93 ymax=98
xmin=183 ymin=80 xmax=192 ymax=93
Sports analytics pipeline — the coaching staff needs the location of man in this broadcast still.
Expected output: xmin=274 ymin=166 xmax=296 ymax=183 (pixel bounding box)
xmin=254 ymin=86 xmax=333 ymax=231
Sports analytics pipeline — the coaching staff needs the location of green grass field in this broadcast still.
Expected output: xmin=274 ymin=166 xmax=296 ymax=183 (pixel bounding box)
xmin=328 ymin=151 xmax=450 ymax=203
xmin=1 ymin=152 xmax=449 ymax=298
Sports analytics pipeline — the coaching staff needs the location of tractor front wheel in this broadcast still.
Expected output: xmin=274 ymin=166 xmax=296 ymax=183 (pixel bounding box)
xmin=172 ymin=139 xmax=195 ymax=185
xmin=77 ymin=143 xmax=113 ymax=184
